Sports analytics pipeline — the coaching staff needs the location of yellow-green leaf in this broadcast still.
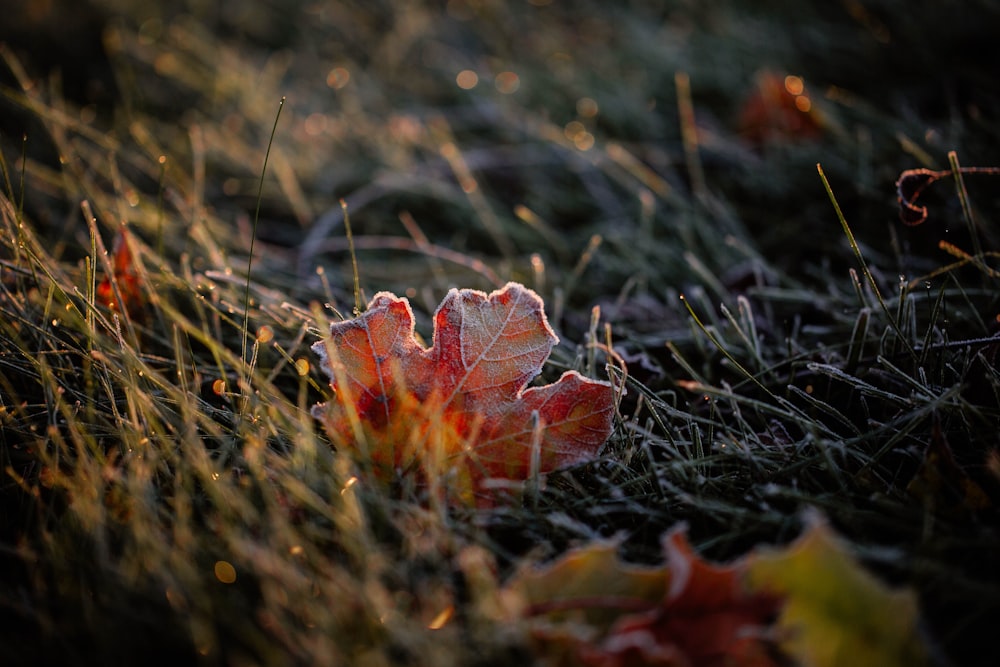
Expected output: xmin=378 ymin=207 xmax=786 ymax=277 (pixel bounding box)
xmin=744 ymin=514 xmax=929 ymax=667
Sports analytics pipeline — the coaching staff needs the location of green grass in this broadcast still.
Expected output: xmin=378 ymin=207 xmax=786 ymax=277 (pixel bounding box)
xmin=2 ymin=1 xmax=999 ymax=665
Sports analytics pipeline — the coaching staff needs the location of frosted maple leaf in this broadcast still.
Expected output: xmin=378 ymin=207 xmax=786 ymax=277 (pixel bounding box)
xmin=312 ymin=282 xmax=616 ymax=503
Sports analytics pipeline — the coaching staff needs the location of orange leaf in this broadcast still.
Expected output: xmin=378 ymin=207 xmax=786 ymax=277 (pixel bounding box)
xmin=311 ymin=282 xmax=616 ymax=503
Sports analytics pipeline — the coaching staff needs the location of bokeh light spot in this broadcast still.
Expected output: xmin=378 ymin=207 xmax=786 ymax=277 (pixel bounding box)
xmin=563 ymin=120 xmax=586 ymax=141
xmin=304 ymin=112 xmax=328 ymax=136
xmin=564 ymin=121 xmax=594 ymax=150
xmin=574 ymin=132 xmax=595 ymax=151
xmin=494 ymin=71 xmax=520 ymax=94
xmin=456 ymin=70 xmax=479 ymax=89
xmin=576 ymin=97 xmax=599 ymax=117
xmin=326 ymin=67 xmax=351 ymax=89
xmin=214 ymin=561 xmax=237 ymax=584
xmin=784 ymin=75 xmax=804 ymax=96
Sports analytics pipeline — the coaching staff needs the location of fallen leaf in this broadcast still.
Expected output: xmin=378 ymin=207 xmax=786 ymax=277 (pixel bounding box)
xmin=588 ymin=529 xmax=783 ymax=667
xmin=738 ymin=70 xmax=823 ymax=146
xmin=508 ymin=516 xmax=932 ymax=667
xmin=96 ymin=226 xmax=144 ymax=318
xmin=510 ymin=527 xmax=781 ymax=667
xmin=312 ymin=282 xmax=615 ymax=503
xmin=744 ymin=513 xmax=930 ymax=667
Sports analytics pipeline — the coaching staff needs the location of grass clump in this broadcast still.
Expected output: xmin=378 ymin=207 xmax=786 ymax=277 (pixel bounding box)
xmin=2 ymin=1 xmax=999 ymax=665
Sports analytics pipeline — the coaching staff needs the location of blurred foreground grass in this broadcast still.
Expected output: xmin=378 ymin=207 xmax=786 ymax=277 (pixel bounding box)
xmin=2 ymin=1 xmax=999 ymax=665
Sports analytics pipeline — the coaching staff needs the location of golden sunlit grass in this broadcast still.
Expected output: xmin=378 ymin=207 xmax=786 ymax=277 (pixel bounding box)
xmin=2 ymin=1 xmax=1000 ymax=665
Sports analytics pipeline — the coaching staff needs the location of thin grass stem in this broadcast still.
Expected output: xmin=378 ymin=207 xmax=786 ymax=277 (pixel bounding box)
xmin=817 ymin=163 xmax=916 ymax=358
xmin=241 ymin=96 xmax=285 ymax=414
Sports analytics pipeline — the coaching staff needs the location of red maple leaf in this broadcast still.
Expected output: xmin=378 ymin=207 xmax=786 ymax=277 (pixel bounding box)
xmin=311 ymin=282 xmax=616 ymax=503
xmin=96 ymin=226 xmax=144 ymax=318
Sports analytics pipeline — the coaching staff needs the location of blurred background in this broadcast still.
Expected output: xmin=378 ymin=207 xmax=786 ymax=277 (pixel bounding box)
xmin=4 ymin=1 xmax=998 ymax=313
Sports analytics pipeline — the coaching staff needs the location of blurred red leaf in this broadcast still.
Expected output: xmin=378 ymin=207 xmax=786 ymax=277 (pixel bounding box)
xmin=593 ymin=529 xmax=782 ymax=667
xmin=738 ymin=71 xmax=823 ymax=146
xmin=96 ymin=226 xmax=144 ymax=318
xmin=511 ymin=527 xmax=781 ymax=667
xmin=312 ymin=282 xmax=615 ymax=503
